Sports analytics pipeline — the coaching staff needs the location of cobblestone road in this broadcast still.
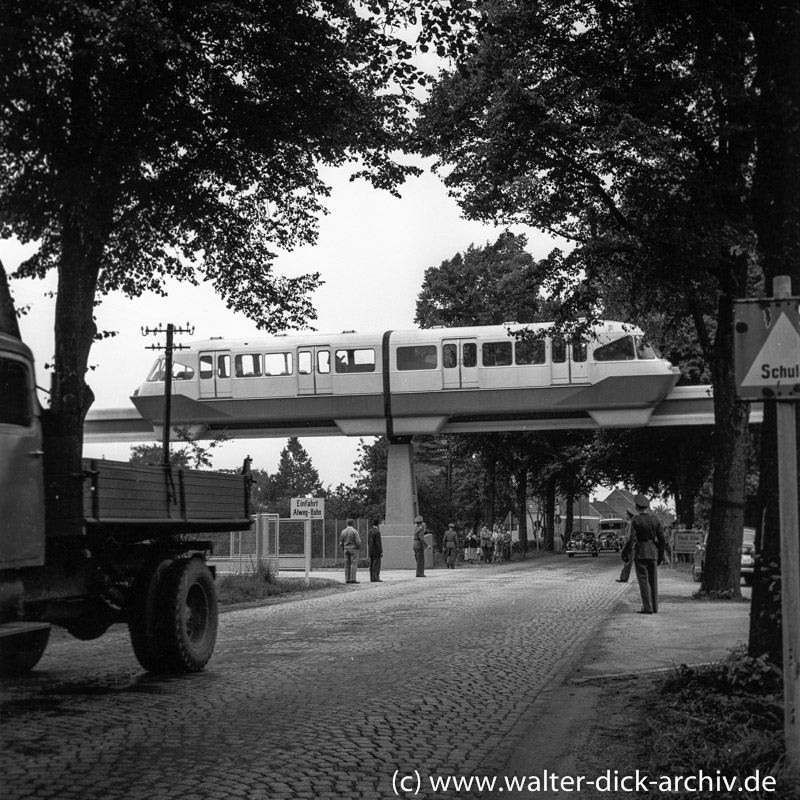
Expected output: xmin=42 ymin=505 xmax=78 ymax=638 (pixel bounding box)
xmin=1 ymin=556 xmax=627 ymax=800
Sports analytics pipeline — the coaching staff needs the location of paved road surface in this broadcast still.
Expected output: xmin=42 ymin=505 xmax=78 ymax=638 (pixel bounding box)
xmin=0 ymin=556 xmax=677 ymax=800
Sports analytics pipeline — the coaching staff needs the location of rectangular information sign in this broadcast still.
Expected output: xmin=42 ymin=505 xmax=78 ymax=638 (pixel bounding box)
xmin=290 ymin=497 xmax=325 ymax=520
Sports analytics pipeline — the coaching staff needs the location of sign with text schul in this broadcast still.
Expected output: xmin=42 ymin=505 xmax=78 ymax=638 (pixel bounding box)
xmin=290 ymin=497 xmax=325 ymax=520
xmin=734 ymin=297 xmax=800 ymax=400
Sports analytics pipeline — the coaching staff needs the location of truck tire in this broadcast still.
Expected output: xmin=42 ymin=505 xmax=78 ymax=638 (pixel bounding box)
xmin=154 ymin=557 xmax=218 ymax=674
xmin=128 ymin=558 xmax=175 ymax=673
xmin=0 ymin=626 xmax=51 ymax=675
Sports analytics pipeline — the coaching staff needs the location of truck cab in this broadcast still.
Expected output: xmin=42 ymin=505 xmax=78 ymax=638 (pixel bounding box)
xmin=0 ymin=334 xmax=45 ymax=570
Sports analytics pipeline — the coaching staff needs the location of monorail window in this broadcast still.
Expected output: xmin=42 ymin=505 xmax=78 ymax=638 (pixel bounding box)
xmin=482 ymin=341 xmax=512 ymax=366
xmin=318 ymin=350 xmax=331 ymax=374
xmin=443 ymin=344 xmax=457 ymax=369
xmin=594 ymin=335 xmax=635 ymax=361
xmin=397 ymin=345 xmax=438 ymax=370
xmin=0 ymin=358 xmax=31 ymax=427
xmin=463 ymin=343 xmax=477 ymax=367
xmin=635 ymin=336 xmax=658 ymax=360
xmin=298 ymin=351 xmax=312 ymax=375
xmin=515 ymin=339 xmax=546 ymax=365
xmin=335 ymin=348 xmax=376 ymax=373
xmin=200 ymin=354 xmax=231 ymax=378
xmin=552 ymin=336 xmax=567 ymax=363
xmin=235 ymin=354 xmax=262 ymax=378
xmin=572 ymin=341 xmax=587 ymax=363
xmin=264 ymin=352 xmax=293 ymax=376
xmin=148 ymin=358 xmax=195 ymax=381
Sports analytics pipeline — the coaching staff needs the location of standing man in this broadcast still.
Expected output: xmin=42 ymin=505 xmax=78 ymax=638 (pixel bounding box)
xmin=412 ymin=515 xmax=429 ymax=577
xmin=340 ymin=518 xmax=361 ymax=584
xmin=616 ymin=510 xmax=635 ymax=583
xmin=368 ymin=518 xmax=383 ymax=582
xmin=442 ymin=523 xmax=459 ymax=569
xmin=630 ymin=495 xmax=666 ymax=614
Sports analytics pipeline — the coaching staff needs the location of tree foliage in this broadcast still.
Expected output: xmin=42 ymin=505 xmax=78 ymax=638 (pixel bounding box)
xmin=417 ymin=0 xmax=757 ymax=588
xmin=262 ymin=437 xmax=324 ymax=517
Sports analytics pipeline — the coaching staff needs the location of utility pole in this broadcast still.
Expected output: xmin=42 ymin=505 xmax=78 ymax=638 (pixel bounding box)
xmin=141 ymin=323 xmax=194 ymax=468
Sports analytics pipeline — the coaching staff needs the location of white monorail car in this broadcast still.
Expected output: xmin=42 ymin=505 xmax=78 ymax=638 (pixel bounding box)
xmin=130 ymin=321 xmax=680 ymax=439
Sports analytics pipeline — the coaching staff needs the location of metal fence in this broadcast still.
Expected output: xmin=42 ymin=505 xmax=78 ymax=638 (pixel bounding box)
xmin=198 ymin=516 xmax=375 ymax=573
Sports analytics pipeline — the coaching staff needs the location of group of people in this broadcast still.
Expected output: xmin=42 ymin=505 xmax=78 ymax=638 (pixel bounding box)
xmin=341 ymin=498 xmax=666 ymax=614
xmin=615 ymin=494 xmax=666 ymax=614
xmin=340 ymin=515 xmax=516 ymax=583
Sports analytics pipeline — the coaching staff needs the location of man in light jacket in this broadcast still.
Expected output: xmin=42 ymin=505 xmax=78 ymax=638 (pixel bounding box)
xmin=340 ymin=518 xmax=361 ymax=584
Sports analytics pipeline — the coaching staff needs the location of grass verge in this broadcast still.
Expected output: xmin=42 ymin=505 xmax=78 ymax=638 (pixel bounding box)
xmin=216 ymin=565 xmax=341 ymax=606
xmin=647 ymin=645 xmax=798 ymax=799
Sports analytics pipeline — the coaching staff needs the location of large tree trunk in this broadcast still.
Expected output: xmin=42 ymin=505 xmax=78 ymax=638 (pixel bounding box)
xmin=43 ymin=219 xmax=100 ymax=538
xmin=515 ymin=467 xmax=528 ymax=555
xmin=543 ymin=474 xmax=557 ymax=551
xmin=701 ymin=295 xmax=750 ymax=596
xmin=748 ymin=1 xmax=800 ymax=662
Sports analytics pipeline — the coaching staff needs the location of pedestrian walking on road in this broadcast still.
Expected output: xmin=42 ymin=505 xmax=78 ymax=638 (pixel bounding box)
xmin=412 ymin=515 xmax=429 ymax=577
xmin=368 ymin=518 xmax=383 ymax=582
xmin=443 ymin=523 xmax=459 ymax=569
xmin=340 ymin=518 xmax=361 ymax=584
xmin=630 ymin=495 xmax=666 ymax=613
xmin=616 ymin=510 xmax=635 ymax=583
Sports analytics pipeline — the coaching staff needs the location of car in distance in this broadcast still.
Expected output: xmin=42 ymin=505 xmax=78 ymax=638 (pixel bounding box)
xmin=597 ymin=518 xmax=626 ymax=551
xmin=566 ymin=532 xmax=599 ymax=557
xmin=692 ymin=527 xmax=756 ymax=584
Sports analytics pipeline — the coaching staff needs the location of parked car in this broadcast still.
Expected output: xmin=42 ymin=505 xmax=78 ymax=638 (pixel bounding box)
xmin=566 ymin=532 xmax=599 ymax=557
xmin=692 ymin=527 xmax=756 ymax=584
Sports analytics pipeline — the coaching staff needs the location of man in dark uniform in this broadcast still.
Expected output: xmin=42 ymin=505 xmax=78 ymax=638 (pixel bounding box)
xmin=630 ymin=494 xmax=666 ymax=614
xmin=368 ymin=518 xmax=383 ymax=582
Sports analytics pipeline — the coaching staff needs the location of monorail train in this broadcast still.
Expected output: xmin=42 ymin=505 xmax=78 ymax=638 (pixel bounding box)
xmin=130 ymin=321 xmax=680 ymax=439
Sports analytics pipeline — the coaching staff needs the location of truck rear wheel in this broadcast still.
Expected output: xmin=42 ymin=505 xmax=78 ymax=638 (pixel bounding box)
xmin=154 ymin=557 xmax=218 ymax=674
xmin=128 ymin=558 xmax=175 ymax=673
xmin=0 ymin=626 xmax=51 ymax=675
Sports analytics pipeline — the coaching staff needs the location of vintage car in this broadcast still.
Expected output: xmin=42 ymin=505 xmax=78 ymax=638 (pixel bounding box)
xmin=566 ymin=531 xmax=599 ymax=557
xmin=692 ymin=527 xmax=756 ymax=584
xmin=597 ymin=518 xmax=626 ymax=551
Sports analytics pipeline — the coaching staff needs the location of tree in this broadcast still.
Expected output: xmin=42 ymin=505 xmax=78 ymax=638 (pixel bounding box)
xmin=0 ymin=0 xmax=466 ymax=530
xmin=417 ymin=0 xmax=757 ymax=592
xmin=264 ymin=438 xmax=324 ymax=517
xmin=747 ymin=2 xmax=800 ymax=664
xmin=128 ymin=443 xmax=191 ymax=469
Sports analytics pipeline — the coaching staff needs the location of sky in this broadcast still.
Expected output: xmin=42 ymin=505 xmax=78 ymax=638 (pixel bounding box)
xmin=1 ymin=161 xmax=561 ymax=488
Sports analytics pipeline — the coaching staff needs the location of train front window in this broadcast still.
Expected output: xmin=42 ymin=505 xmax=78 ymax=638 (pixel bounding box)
xmin=594 ymin=335 xmax=635 ymax=361
xmin=334 ymin=348 xmax=376 ymax=373
xmin=147 ymin=359 xmax=163 ymax=382
xmin=0 ymin=358 xmax=32 ymax=427
xmin=635 ymin=336 xmax=659 ymax=360
xmin=148 ymin=358 xmax=195 ymax=381
xmin=397 ymin=345 xmax=437 ymax=370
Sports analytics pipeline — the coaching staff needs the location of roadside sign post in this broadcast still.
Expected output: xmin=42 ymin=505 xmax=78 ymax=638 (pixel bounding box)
xmin=290 ymin=498 xmax=325 ymax=587
xmin=734 ymin=276 xmax=800 ymax=765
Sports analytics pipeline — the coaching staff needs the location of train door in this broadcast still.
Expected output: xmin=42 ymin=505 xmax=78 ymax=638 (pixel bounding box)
xmin=442 ymin=338 xmax=478 ymax=389
xmin=297 ymin=346 xmax=333 ymax=395
xmin=199 ymin=351 xmax=232 ymax=398
xmin=551 ymin=337 xmax=589 ymax=384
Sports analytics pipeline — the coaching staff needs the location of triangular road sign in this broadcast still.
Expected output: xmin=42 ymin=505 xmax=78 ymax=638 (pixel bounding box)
xmin=741 ymin=311 xmax=800 ymax=389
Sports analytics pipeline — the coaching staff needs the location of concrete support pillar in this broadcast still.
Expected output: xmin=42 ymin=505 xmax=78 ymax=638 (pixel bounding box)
xmin=380 ymin=441 xmax=419 ymax=569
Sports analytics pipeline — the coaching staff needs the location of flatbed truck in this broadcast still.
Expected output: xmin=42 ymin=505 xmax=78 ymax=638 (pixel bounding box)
xmin=0 ymin=332 xmax=252 ymax=674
